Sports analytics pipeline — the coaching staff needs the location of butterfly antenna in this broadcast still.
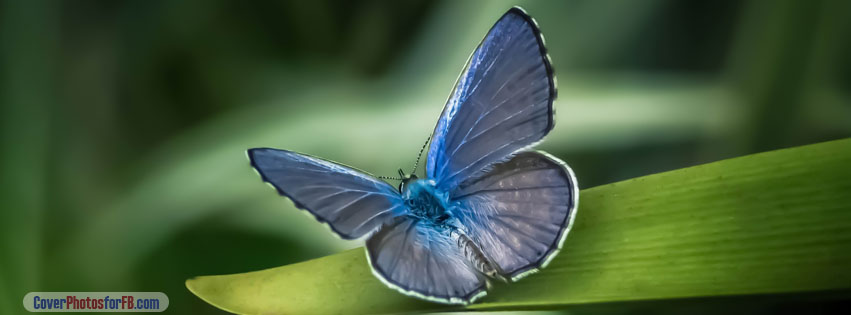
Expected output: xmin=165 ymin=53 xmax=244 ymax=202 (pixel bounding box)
xmin=377 ymin=175 xmax=403 ymax=181
xmin=410 ymin=135 xmax=431 ymax=176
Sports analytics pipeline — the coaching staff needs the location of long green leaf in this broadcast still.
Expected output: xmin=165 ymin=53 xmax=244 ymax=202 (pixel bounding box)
xmin=187 ymin=138 xmax=851 ymax=314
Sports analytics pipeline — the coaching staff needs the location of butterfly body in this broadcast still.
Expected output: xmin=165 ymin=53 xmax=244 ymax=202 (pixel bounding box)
xmin=402 ymin=179 xmax=451 ymax=222
xmin=249 ymin=7 xmax=578 ymax=305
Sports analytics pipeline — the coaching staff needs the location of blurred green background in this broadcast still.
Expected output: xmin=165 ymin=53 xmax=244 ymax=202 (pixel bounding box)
xmin=1 ymin=0 xmax=849 ymax=314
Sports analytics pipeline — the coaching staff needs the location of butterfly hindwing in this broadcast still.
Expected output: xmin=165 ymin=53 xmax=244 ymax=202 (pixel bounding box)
xmin=248 ymin=148 xmax=406 ymax=239
xmin=427 ymin=8 xmax=555 ymax=192
xmin=366 ymin=216 xmax=487 ymax=304
xmin=451 ymin=151 xmax=578 ymax=280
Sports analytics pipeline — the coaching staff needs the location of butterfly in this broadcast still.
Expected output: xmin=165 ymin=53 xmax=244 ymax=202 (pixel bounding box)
xmin=248 ymin=7 xmax=578 ymax=305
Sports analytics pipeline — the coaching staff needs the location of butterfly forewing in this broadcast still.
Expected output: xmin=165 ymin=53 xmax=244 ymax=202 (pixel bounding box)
xmin=248 ymin=148 xmax=406 ymax=239
xmin=427 ymin=8 xmax=555 ymax=193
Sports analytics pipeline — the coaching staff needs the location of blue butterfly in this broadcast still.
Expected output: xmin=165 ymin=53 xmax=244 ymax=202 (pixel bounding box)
xmin=248 ymin=7 xmax=578 ymax=305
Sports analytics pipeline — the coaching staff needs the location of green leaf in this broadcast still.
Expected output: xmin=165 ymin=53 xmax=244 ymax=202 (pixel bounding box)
xmin=186 ymin=138 xmax=851 ymax=314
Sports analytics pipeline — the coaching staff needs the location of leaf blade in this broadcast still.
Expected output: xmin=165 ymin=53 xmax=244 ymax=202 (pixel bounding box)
xmin=187 ymin=138 xmax=851 ymax=314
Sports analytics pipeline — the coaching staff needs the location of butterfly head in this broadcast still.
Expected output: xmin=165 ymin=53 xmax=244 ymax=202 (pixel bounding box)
xmin=397 ymin=168 xmax=418 ymax=192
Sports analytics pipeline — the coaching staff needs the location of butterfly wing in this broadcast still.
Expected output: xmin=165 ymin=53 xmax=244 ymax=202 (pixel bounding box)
xmin=427 ymin=8 xmax=555 ymax=192
xmin=451 ymin=151 xmax=578 ymax=281
xmin=248 ymin=148 xmax=406 ymax=239
xmin=366 ymin=216 xmax=487 ymax=304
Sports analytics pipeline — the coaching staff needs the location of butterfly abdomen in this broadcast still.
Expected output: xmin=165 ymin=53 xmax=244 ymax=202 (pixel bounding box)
xmin=452 ymin=230 xmax=503 ymax=280
xmin=401 ymin=177 xmax=503 ymax=280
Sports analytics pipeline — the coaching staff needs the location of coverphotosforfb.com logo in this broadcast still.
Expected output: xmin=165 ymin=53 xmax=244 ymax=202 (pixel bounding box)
xmin=24 ymin=292 xmax=168 ymax=312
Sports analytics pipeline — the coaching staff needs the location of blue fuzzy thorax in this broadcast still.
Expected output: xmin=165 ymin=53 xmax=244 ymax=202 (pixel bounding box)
xmin=401 ymin=179 xmax=452 ymax=224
